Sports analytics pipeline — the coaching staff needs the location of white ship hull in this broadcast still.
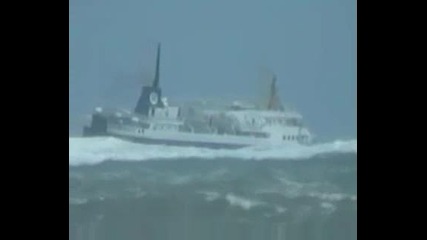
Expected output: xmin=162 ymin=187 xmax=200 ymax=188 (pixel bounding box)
xmin=107 ymin=126 xmax=302 ymax=149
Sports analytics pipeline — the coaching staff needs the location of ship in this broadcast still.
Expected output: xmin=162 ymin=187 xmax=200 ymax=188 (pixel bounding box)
xmin=83 ymin=43 xmax=313 ymax=149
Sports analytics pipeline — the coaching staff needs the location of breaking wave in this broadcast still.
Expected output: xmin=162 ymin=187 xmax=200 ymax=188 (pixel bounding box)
xmin=69 ymin=137 xmax=357 ymax=240
xmin=69 ymin=137 xmax=356 ymax=166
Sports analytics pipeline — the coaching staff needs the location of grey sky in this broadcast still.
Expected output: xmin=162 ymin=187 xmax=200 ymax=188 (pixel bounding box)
xmin=69 ymin=0 xmax=356 ymax=141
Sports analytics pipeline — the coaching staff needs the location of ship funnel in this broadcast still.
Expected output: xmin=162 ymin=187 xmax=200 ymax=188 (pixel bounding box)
xmin=257 ymin=67 xmax=284 ymax=110
xmin=134 ymin=43 xmax=164 ymax=115
xmin=267 ymin=73 xmax=284 ymax=111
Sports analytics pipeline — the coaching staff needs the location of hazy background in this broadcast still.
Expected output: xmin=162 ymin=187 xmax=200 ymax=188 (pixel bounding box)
xmin=69 ymin=0 xmax=356 ymax=141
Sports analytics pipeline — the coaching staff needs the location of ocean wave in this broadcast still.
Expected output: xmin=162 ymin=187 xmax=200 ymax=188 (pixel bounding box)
xmin=69 ymin=137 xmax=357 ymax=166
xmin=225 ymin=193 xmax=264 ymax=210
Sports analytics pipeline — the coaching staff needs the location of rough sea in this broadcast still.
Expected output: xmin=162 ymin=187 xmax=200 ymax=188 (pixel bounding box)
xmin=69 ymin=137 xmax=357 ymax=240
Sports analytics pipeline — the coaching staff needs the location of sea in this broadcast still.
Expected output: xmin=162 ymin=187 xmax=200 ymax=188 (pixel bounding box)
xmin=69 ymin=137 xmax=357 ymax=240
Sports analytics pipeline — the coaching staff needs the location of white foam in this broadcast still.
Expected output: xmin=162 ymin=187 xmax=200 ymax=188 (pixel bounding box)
xmin=308 ymin=192 xmax=357 ymax=201
xmin=69 ymin=137 xmax=357 ymax=166
xmin=69 ymin=198 xmax=88 ymax=205
xmin=276 ymin=206 xmax=287 ymax=213
xmin=225 ymin=194 xmax=263 ymax=210
xmin=198 ymin=191 xmax=221 ymax=202
xmin=320 ymin=202 xmax=337 ymax=214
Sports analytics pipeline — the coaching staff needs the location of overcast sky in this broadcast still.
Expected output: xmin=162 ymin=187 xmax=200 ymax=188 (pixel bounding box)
xmin=69 ymin=0 xmax=356 ymax=141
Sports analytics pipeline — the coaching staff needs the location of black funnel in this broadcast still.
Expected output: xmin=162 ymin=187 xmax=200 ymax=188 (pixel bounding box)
xmin=134 ymin=43 xmax=163 ymax=115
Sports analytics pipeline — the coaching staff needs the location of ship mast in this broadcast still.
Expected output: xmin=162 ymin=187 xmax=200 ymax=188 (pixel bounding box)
xmin=152 ymin=43 xmax=161 ymax=88
xmin=267 ymin=74 xmax=284 ymax=110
